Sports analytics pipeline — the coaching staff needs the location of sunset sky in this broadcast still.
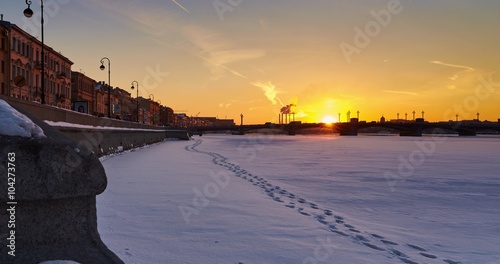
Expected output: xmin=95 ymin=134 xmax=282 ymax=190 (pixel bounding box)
xmin=2 ymin=0 xmax=499 ymax=124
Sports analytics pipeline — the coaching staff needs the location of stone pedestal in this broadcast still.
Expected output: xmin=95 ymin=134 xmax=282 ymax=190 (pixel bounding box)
xmin=0 ymin=105 xmax=123 ymax=264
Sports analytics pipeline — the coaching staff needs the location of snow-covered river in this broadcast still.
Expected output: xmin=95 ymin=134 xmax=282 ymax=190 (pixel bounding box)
xmin=98 ymin=134 xmax=500 ymax=264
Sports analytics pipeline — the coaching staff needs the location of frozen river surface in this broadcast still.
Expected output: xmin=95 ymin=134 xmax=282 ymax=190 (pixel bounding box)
xmin=98 ymin=134 xmax=500 ymax=264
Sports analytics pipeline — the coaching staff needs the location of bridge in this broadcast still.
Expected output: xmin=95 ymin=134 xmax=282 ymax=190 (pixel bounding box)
xmin=190 ymin=121 xmax=500 ymax=137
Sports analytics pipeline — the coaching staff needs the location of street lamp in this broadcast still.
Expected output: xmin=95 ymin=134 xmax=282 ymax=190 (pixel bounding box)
xmin=24 ymin=0 xmax=45 ymax=104
xmin=99 ymin=57 xmax=111 ymax=118
xmin=157 ymin=100 xmax=161 ymax=126
xmin=131 ymin=81 xmax=139 ymax=122
xmin=149 ymin=94 xmax=155 ymax=125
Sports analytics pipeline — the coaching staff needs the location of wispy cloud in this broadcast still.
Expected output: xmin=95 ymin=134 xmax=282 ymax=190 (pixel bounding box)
xmin=180 ymin=25 xmax=265 ymax=80
xmin=430 ymin=60 xmax=475 ymax=81
xmin=172 ymin=0 xmax=191 ymax=14
xmin=252 ymin=81 xmax=283 ymax=105
xmin=219 ymin=103 xmax=231 ymax=108
xmin=429 ymin=60 xmax=474 ymax=71
xmin=382 ymin=90 xmax=418 ymax=96
xmin=82 ymin=0 xmax=179 ymax=38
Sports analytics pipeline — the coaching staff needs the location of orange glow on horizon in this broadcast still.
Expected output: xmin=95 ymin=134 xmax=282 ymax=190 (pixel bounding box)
xmin=321 ymin=115 xmax=337 ymax=124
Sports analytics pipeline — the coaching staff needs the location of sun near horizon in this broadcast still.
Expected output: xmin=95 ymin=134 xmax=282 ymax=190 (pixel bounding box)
xmin=321 ymin=116 xmax=338 ymax=125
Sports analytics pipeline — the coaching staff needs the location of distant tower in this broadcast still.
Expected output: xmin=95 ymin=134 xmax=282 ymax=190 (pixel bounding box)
xmin=240 ymin=113 xmax=244 ymax=126
xmin=347 ymin=111 xmax=351 ymax=121
xmin=476 ymin=112 xmax=480 ymax=121
xmin=405 ymin=113 xmax=408 ymax=120
xmin=357 ymin=110 xmax=360 ymax=120
xmin=397 ymin=113 xmax=400 ymax=120
xmin=338 ymin=112 xmax=341 ymax=123
xmin=421 ymin=111 xmax=425 ymax=119
xmin=456 ymin=114 xmax=459 ymax=122
xmin=380 ymin=115 xmax=386 ymax=123
xmin=412 ymin=111 xmax=416 ymax=121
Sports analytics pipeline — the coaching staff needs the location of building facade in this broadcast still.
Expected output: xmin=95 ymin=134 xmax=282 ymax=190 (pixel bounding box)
xmin=71 ymin=71 xmax=96 ymax=114
xmin=1 ymin=22 xmax=8 ymax=96
xmin=0 ymin=19 xmax=182 ymax=126
xmin=159 ymin=106 xmax=174 ymax=126
xmin=137 ymin=97 xmax=161 ymax=125
xmin=1 ymin=19 xmax=73 ymax=108
xmin=111 ymin=87 xmax=133 ymax=120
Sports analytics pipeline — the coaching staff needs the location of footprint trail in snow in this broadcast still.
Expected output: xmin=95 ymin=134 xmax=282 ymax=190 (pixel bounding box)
xmin=185 ymin=139 xmax=464 ymax=264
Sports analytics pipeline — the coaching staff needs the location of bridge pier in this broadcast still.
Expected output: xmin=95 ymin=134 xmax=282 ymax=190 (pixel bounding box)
xmin=338 ymin=123 xmax=358 ymax=136
xmin=399 ymin=123 xmax=424 ymax=137
xmin=339 ymin=131 xmax=358 ymax=136
xmin=399 ymin=130 xmax=422 ymax=137
xmin=457 ymin=130 xmax=476 ymax=136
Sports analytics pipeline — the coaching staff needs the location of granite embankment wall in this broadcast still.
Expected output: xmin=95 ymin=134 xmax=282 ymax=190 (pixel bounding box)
xmin=1 ymin=95 xmax=189 ymax=155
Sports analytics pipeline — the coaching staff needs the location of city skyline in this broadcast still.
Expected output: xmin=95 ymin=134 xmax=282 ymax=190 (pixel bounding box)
xmin=1 ymin=0 xmax=499 ymax=124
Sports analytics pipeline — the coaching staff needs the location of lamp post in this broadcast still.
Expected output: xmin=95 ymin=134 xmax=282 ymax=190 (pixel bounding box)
xmin=131 ymin=81 xmax=139 ymax=122
xmin=149 ymin=94 xmax=155 ymax=125
xmin=24 ymin=0 xmax=45 ymax=104
xmin=156 ymin=100 xmax=161 ymax=126
xmin=99 ymin=57 xmax=111 ymax=118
